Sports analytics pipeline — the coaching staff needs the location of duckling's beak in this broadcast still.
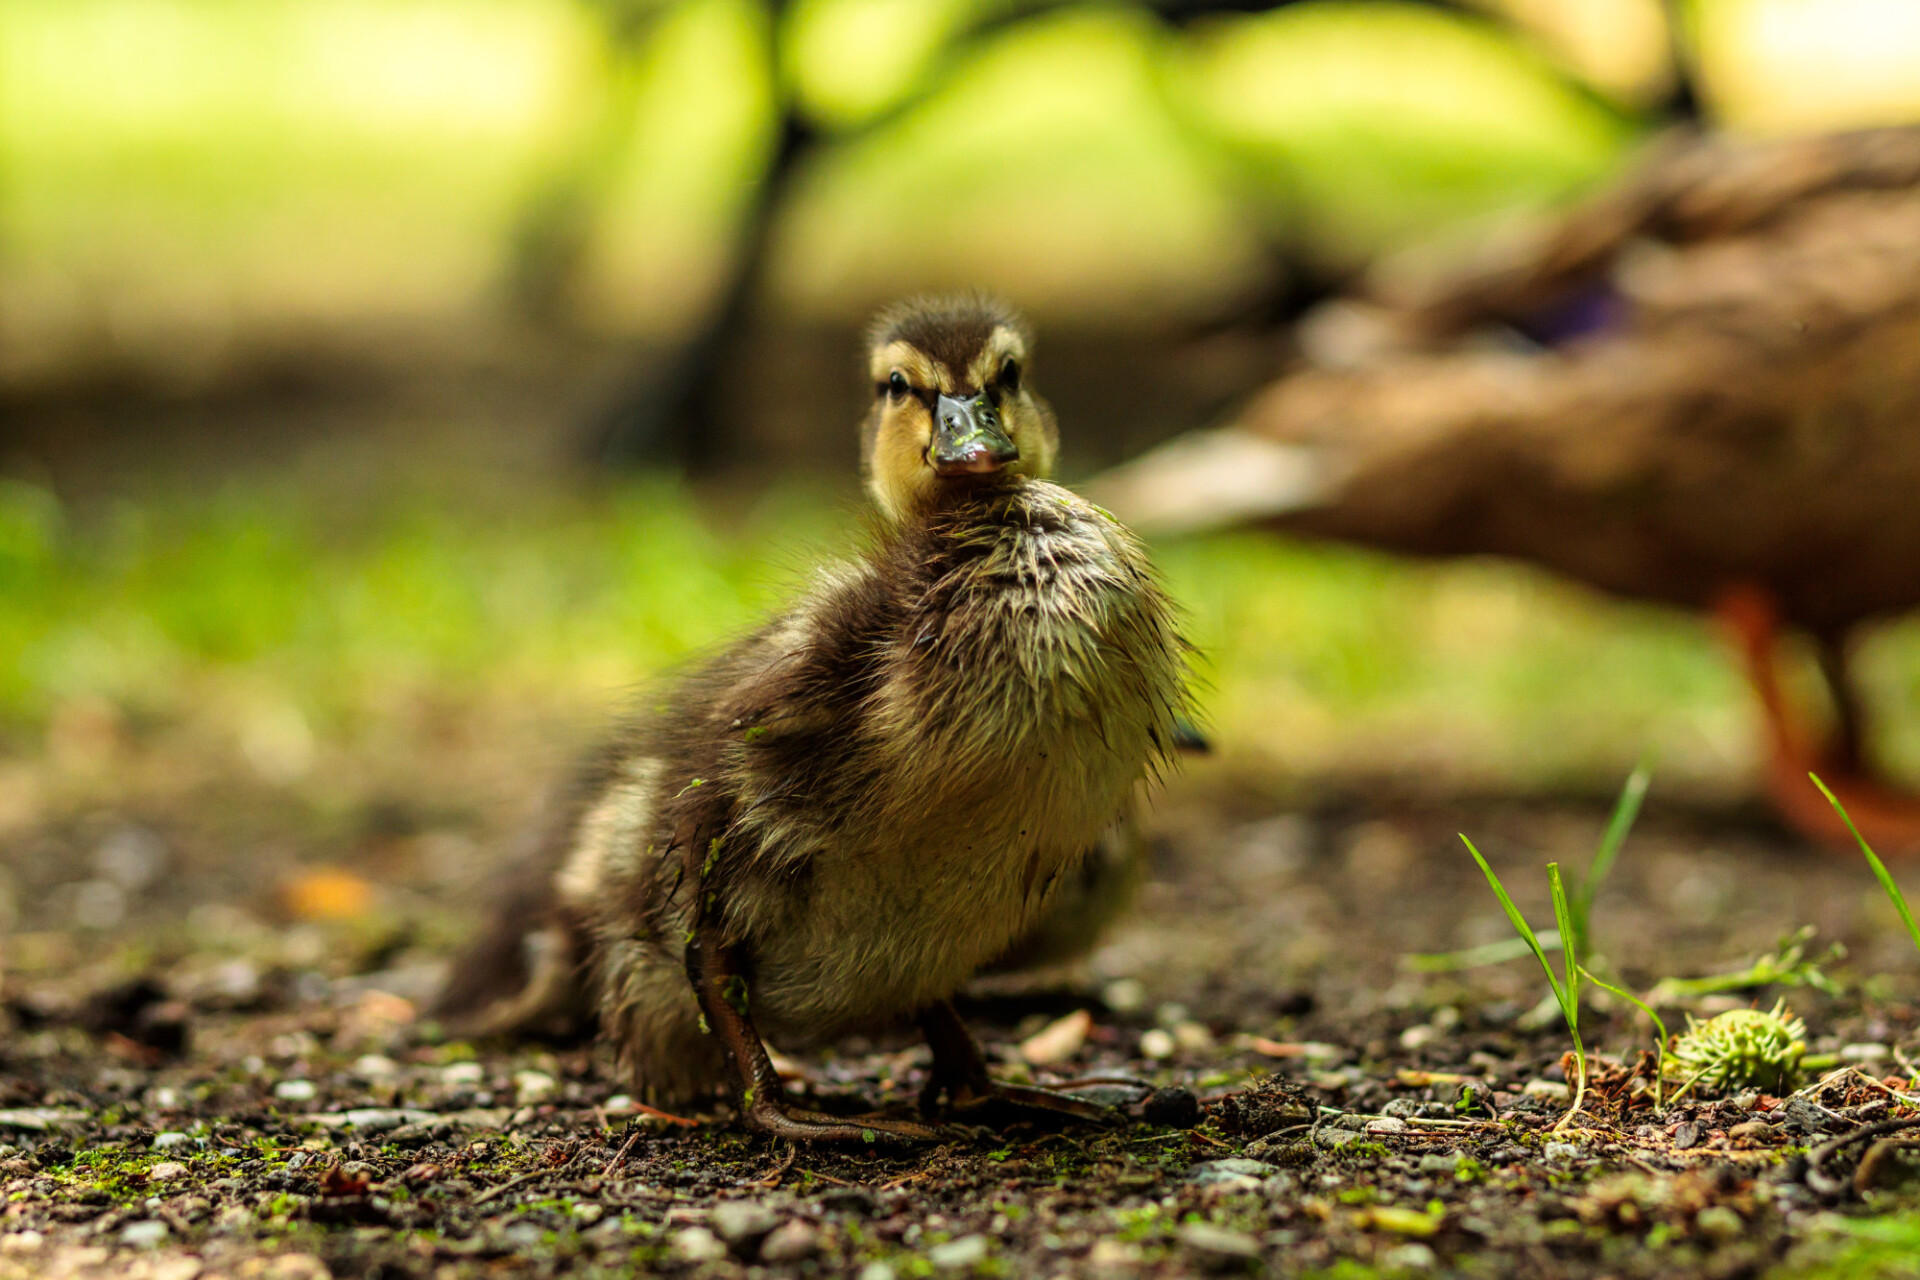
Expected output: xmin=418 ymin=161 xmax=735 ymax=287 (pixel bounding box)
xmin=930 ymin=392 xmax=1019 ymax=477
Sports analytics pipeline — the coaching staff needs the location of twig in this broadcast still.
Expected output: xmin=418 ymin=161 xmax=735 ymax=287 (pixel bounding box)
xmin=1806 ymin=1117 xmax=1920 ymax=1197
xmin=795 ymin=1167 xmax=855 ymax=1187
xmin=746 ymin=1142 xmax=797 ymax=1190
xmin=472 ymin=1169 xmax=550 ymax=1207
xmin=604 ymin=1127 xmax=645 ymax=1175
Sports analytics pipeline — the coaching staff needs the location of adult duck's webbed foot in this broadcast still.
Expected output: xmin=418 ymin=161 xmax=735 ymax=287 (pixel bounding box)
xmin=917 ymin=1000 xmax=1118 ymax=1126
xmin=684 ymin=925 xmax=942 ymax=1144
xmin=1716 ymin=583 xmax=1920 ymax=858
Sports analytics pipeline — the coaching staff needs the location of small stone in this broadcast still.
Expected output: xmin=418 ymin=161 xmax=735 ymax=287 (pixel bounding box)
xmin=1381 ymin=1098 xmax=1420 ymax=1119
xmin=152 ymin=1132 xmax=193 ymax=1151
xmin=603 ymin=1094 xmax=637 ymax=1115
xmin=570 ymin=1203 xmax=603 ymax=1225
xmin=1782 ymin=1097 xmax=1834 ymax=1136
xmin=927 ymin=1234 xmax=989 ymax=1270
xmin=1400 ymin=1024 xmax=1438 ymax=1050
xmin=1173 ymin=1021 xmax=1215 ymax=1053
xmin=671 ymin=1226 xmax=728 ymax=1264
xmin=352 ymin=1055 xmax=400 ymax=1080
xmin=1139 ymin=1029 xmax=1177 ymax=1060
xmin=1320 ymin=1129 xmax=1362 ymax=1149
xmin=1695 ymin=1205 xmax=1743 ymax=1241
xmin=1729 ymin=1119 xmax=1772 ymax=1143
xmin=273 ymin=1080 xmax=317 ymax=1102
xmin=760 ymin=1219 xmax=821 ymax=1263
xmin=1673 ymin=1122 xmax=1702 ymax=1150
xmin=0 ymin=1232 xmax=43 ymax=1253
xmin=149 ymin=1161 xmax=188 ymax=1181
xmin=1178 ymin=1221 xmax=1261 ymax=1269
xmin=858 ymin=1263 xmax=898 ymax=1280
xmin=710 ymin=1201 xmax=780 ymax=1248
xmin=1088 ymin=1239 xmax=1142 ymax=1272
xmin=1188 ymin=1158 xmax=1277 ymax=1183
xmin=1418 ymin=1153 xmax=1466 ymax=1175
xmin=1542 ymin=1142 xmax=1582 ymax=1163
xmin=1523 ymin=1079 xmax=1570 ymax=1102
xmin=1103 ymin=978 xmax=1147 ymax=1014
xmin=1143 ymin=1086 xmax=1201 ymax=1128
xmin=441 ymin=1062 xmax=485 ymax=1085
xmin=513 ymin=1071 xmax=558 ymax=1104
xmin=121 ymin=1221 xmax=170 ymax=1248
xmin=1383 ymin=1242 xmax=1438 ymax=1271
xmin=1366 ymin=1117 xmax=1409 ymax=1135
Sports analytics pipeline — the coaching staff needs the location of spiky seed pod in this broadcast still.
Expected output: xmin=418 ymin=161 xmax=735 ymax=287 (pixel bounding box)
xmin=1670 ymin=1001 xmax=1807 ymax=1093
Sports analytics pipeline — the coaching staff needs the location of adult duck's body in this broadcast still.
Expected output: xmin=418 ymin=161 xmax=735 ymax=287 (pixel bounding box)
xmin=440 ymin=297 xmax=1188 ymax=1140
xmin=1091 ymin=125 xmax=1920 ymax=854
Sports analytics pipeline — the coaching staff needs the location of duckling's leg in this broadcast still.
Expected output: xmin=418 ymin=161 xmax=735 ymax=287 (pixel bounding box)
xmin=682 ymin=930 xmax=943 ymax=1143
xmin=1716 ymin=584 xmax=1920 ymax=857
xmin=916 ymin=999 xmax=1117 ymax=1125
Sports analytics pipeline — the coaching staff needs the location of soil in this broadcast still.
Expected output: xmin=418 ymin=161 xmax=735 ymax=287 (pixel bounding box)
xmin=6 ymin=777 xmax=1920 ymax=1280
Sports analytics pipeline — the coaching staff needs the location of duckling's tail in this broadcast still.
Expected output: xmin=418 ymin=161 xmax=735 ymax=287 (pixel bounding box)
xmin=1083 ymin=429 xmax=1334 ymax=538
xmin=432 ymin=849 xmax=595 ymax=1043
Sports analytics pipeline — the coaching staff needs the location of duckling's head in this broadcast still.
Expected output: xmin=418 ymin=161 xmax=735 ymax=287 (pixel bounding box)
xmin=861 ymin=295 xmax=1059 ymax=523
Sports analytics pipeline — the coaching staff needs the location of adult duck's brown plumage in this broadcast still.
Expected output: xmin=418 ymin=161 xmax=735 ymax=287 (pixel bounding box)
xmin=438 ymin=297 xmax=1190 ymax=1140
xmin=1089 ymin=125 xmax=1920 ymax=854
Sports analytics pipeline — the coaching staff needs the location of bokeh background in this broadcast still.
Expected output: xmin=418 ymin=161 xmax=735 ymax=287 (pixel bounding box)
xmin=5 ymin=0 xmax=1920 ymax=980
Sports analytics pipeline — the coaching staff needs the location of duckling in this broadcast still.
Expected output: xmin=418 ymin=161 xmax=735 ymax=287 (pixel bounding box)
xmin=438 ymin=296 xmax=1190 ymax=1140
xmin=1090 ymin=125 xmax=1920 ymax=854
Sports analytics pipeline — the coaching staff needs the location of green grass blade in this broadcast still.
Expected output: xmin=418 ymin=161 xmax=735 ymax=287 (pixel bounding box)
xmin=1548 ymin=862 xmax=1583 ymax=1044
xmin=1812 ymin=772 xmax=1920 ymax=958
xmin=1574 ymin=763 xmax=1650 ymax=962
xmin=1460 ymin=835 xmax=1565 ymax=1011
xmin=1403 ymin=932 xmax=1561 ymax=973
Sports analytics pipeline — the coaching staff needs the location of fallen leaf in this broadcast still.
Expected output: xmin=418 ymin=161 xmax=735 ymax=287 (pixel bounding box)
xmin=1020 ymin=1009 xmax=1093 ymax=1065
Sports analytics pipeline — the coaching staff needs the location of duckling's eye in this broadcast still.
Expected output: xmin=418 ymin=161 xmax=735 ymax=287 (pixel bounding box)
xmin=885 ymin=371 xmax=910 ymax=400
xmin=999 ymin=358 xmax=1021 ymax=393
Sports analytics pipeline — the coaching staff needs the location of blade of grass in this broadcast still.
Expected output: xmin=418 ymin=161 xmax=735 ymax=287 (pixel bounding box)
xmin=1548 ymin=862 xmax=1587 ymax=1129
xmin=1403 ymin=932 xmax=1561 ymax=973
xmin=1812 ymin=772 xmax=1920 ymax=957
xmin=1460 ymin=836 xmax=1566 ymax=1012
xmin=1574 ymin=764 xmax=1649 ymax=962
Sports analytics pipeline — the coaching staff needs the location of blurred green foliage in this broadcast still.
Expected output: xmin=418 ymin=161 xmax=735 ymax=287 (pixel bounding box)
xmin=13 ymin=471 xmax=1911 ymax=792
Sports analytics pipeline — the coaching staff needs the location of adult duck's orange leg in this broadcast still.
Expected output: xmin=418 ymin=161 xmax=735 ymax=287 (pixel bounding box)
xmin=1715 ymin=584 xmax=1920 ymax=857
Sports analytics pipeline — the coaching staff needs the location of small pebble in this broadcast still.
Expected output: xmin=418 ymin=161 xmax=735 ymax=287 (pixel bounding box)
xmin=121 ymin=1221 xmax=170 ymax=1248
xmin=927 ymin=1234 xmax=989 ymax=1270
xmin=513 ymin=1071 xmax=558 ymax=1104
xmin=1366 ymin=1117 xmax=1408 ymax=1135
xmin=1673 ymin=1122 xmax=1702 ymax=1151
xmin=1381 ymin=1098 xmax=1421 ymax=1119
xmin=1695 ymin=1205 xmax=1743 ymax=1241
xmin=1019 ymin=1009 xmax=1092 ymax=1065
xmin=1103 ymin=978 xmax=1147 ymax=1014
xmin=671 ymin=1227 xmax=728 ymax=1264
xmin=1173 ymin=1021 xmax=1215 ymax=1053
xmin=1729 ymin=1119 xmax=1772 ymax=1143
xmin=1139 ymin=1029 xmax=1176 ymax=1060
xmin=152 ymin=1132 xmax=193 ymax=1151
xmin=1399 ymin=1024 xmax=1438 ymax=1050
xmin=1417 ymin=1153 xmax=1466 ymax=1175
xmin=1178 ymin=1221 xmax=1261 ymax=1269
xmin=858 ymin=1265 xmax=898 ymax=1280
xmin=441 ymin=1062 xmax=486 ymax=1085
xmin=273 ymin=1079 xmax=317 ymax=1102
xmin=353 ymin=1055 xmax=400 ymax=1080
xmin=1523 ymin=1079 xmax=1570 ymax=1102
xmin=0 ymin=1232 xmax=43 ymax=1254
xmin=710 ymin=1201 xmax=780 ymax=1247
xmin=1143 ymin=1086 xmax=1201 ymax=1128
xmin=149 ymin=1161 xmax=188 ymax=1181
xmin=570 ymin=1203 xmax=603 ymax=1225
xmin=1383 ymin=1242 xmax=1438 ymax=1271
xmin=760 ymin=1219 xmax=821 ymax=1263
xmin=1542 ymin=1142 xmax=1582 ymax=1163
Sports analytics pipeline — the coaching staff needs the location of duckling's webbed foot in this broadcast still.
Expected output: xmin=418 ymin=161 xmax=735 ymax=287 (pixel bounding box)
xmin=684 ymin=925 xmax=941 ymax=1144
xmin=917 ymin=1000 xmax=1118 ymax=1126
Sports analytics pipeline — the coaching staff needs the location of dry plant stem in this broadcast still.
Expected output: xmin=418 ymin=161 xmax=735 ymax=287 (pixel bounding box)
xmin=917 ymin=1000 xmax=1117 ymax=1125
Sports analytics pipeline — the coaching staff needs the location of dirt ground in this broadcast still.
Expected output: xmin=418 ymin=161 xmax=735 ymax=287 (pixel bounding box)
xmin=6 ymin=767 xmax=1920 ymax=1280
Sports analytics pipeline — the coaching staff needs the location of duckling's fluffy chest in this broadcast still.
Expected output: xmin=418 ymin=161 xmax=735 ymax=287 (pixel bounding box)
xmin=738 ymin=481 xmax=1185 ymax=1033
